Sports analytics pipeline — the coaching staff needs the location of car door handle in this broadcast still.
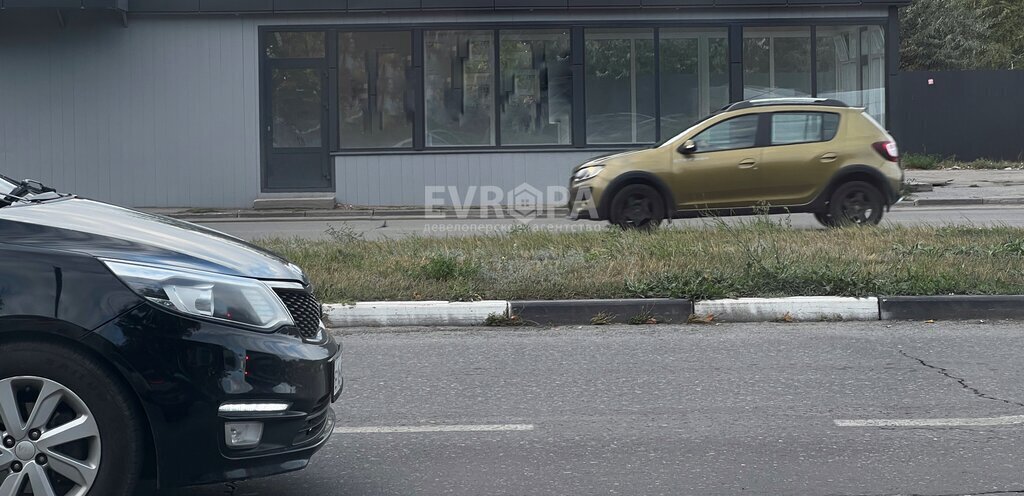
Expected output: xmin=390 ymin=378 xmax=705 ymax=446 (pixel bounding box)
xmin=820 ymin=153 xmax=838 ymax=162
xmin=738 ymin=159 xmax=758 ymax=169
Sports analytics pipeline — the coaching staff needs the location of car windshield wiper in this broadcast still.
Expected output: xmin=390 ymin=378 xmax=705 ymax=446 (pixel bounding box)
xmin=0 ymin=179 xmax=69 ymax=208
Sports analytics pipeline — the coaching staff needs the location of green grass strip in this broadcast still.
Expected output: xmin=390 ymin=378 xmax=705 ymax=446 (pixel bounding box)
xmin=258 ymin=222 xmax=1024 ymax=303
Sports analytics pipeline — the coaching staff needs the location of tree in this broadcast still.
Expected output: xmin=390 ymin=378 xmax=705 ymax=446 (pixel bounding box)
xmin=900 ymin=0 xmax=996 ymax=70
xmin=983 ymin=0 xmax=1024 ymax=69
xmin=900 ymin=0 xmax=1024 ymax=70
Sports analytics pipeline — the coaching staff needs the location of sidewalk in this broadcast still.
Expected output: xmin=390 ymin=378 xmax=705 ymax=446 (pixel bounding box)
xmin=146 ymin=169 xmax=1024 ymax=221
xmin=904 ymin=169 xmax=1024 ymax=205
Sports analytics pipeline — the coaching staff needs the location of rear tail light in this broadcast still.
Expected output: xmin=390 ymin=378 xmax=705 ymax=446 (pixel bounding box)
xmin=872 ymin=141 xmax=899 ymax=162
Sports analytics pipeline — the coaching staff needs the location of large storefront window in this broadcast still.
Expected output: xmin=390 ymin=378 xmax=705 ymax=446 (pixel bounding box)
xmin=816 ymin=25 xmax=886 ymax=123
xmin=659 ymin=28 xmax=730 ymax=138
xmin=585 ymin=28 xmax=656 ymax=144
xmin=339 ymin=31 xmax=413 ymax=149
xmin=424 ymin=30 xmax=496 ymax=147
xmin=499 ymin=29 xmax=573 ymax=146
xmin=262 ymin=23 xmax=893 ymax=155
xmin=743 ymin=27 xmax=812 ymax=99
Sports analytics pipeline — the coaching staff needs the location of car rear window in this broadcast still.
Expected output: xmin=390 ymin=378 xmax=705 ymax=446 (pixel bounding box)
xmin=770 ymin=112 xmax=840 ymax=145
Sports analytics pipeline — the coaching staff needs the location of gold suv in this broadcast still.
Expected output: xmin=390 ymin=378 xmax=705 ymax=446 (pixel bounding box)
xmin=568 ymin=98 xmax=904 ymax=228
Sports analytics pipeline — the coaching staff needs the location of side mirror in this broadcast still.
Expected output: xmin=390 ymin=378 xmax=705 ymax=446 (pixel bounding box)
xmin=679 ymin=139 xmax=697 ymax=154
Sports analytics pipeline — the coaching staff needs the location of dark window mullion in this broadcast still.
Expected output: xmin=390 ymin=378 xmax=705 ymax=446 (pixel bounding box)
xmin=328 ymin=30 xmax=339 ymax=152
xmin=493 ymin=29 xmax=502 ymax=147
xmin=729 ymin=24 xmax=743 ymax=103
xmin=413 ymin=29 xmax=425 ymax=151
xmin=809 ymin=25 xmax=817 ymax=98
xmin=654 ymin=27 xmax=662 ymax=144
xmin=571 ymin=26 xmax=585 ymax=147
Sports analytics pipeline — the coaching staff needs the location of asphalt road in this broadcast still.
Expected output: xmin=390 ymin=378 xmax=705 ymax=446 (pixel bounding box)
xmin=159 ymin=322 xmax=1024 ymax=496
xmin=198 ymin=206 xmax=1024 ymax=241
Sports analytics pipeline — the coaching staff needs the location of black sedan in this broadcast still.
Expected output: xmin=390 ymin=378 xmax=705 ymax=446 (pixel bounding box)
xmin=0 ymin=175 xmax=342 ymax=495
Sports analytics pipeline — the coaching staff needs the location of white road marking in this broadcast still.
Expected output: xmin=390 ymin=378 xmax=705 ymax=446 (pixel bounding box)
xmin=835 ymin=415 xmax=1024 ymax=427
xmin=334 ymin=424 xmax=535 ymax=434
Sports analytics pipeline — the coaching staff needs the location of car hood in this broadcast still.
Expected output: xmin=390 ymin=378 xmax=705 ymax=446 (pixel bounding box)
xmin=574 ymin=149 xmax=650 ymax=172
xmin=0 ymin=198 xmax=307 ymax=282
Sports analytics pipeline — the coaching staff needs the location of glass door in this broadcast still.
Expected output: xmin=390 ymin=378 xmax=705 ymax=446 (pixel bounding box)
xmin=262 ymin=32 xmax=331 ymax=191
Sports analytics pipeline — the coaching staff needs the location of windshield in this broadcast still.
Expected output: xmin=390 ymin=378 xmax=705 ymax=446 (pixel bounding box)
xmin=653 ymin=110 xmax=725 ymax=149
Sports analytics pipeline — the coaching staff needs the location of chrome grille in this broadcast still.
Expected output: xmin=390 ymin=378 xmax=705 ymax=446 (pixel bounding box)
xmin=275 ymin=289 xmax=323 ymax=339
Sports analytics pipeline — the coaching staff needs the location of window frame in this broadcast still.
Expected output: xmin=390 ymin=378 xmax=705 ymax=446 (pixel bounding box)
xmin=256 ymin=18 xmax=889 ymax=156
xmin=767 ymin=110 xmax=841 ymax=147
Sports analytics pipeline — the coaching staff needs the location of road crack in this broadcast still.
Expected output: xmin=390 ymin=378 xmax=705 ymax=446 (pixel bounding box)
xmin=840 ymin=489 xmax=1024 ymax=496
xmin=899 ymin=350 xmax=1024 ymax=408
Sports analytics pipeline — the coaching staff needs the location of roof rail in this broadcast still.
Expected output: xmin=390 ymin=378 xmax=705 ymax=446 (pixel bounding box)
xmin=725 ymin=98 xmax=849 ymax=111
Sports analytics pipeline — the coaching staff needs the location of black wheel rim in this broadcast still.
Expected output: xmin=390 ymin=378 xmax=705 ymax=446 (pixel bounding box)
xmin=839 ymin=189 xmax=875 ymax=224
xmin=621 ymin=193 xmax=655 ymax=228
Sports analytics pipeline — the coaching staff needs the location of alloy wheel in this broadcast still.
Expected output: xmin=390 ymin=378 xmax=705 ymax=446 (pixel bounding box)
xmin=839 ymin=189 xmax=875 ymax=224
xmin=0 ymin=376 xmax=101 ymax=496
xmin=622 ymin=193 xmax=655 ymax=228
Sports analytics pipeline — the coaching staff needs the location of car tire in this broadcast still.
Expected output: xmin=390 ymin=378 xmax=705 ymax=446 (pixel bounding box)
xmin=0 ymin=341 xmax=145 ymax=496
xmin=828 ymin=181 xmax=884 ymax=226
xmin=814 ymin=212 xmax=838 ymax=228
xmin=609 ymin=184 xmax=666 ymax=230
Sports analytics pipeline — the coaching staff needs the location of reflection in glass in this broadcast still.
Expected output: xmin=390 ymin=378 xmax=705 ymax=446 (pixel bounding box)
xmin=659 ymin=28 xmax=729 ymax=138
xmin=692 ymin=115 xmax=759 ymax=152
xmin=585 ymin=28 xmax=656 ymax=144
xmin=266 ymin=32 xmax=325 ymax=59
xmin=499 ymin=29 xmax=573 ymax=146
xmin=271 ymin=69 xmax=322 ymax=148
xmin=424 ymin=30 xmax=496 ymax=147
xmin=771 ymin=112 xmax=842 ymax=144
xmin=817 ymin=25 xmax=886 ymax=123
xmin=743 ymin=27 xmax=811 ymax=99
xmin=339 ymin=31 xmax=414 ymax=149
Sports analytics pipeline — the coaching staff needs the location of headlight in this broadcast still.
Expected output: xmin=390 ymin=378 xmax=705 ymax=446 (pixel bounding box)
xmin=103 ymin=260 xmax=294 ymax=330
xmin=573 ymin=165 xmax=605 ymax=182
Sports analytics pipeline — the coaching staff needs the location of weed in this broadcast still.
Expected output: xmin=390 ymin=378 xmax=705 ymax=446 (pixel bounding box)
xmin=420 ymin=253 xmax=479 ymax=281
xmin=628 ymin=308 xmax=659 ymax=325
xmin=484 ymin=313 xmax=527 ymax=326
xmin=590 ymin=311 xmax=616 ymax=325
xmin=325 ymin=224 xmax=364 ymax=243
xmin=901 ymin=153 xmax=943 ymax=170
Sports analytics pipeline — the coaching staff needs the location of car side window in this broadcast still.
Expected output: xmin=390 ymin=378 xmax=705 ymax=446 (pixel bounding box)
xmin=771 ymin=112 xmax=840 ymax=145
xmin=691 ymin=115 xmax=760 ymax=153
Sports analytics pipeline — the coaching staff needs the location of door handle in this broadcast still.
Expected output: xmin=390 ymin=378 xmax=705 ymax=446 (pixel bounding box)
xmin=738 ymin=159 xmax=758 ymax=169
xmin=820 ymin=152 xmax=838 ymax=162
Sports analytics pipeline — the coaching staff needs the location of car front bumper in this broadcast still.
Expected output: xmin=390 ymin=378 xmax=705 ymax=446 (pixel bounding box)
xmin=567 ymin=184 xmax=600 ymax=220
xmin=85 ymin=303 xmax=342 ymax=488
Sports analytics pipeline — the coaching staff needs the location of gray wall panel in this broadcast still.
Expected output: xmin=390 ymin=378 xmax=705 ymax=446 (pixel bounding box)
xmin=0 ymin=14 xmax=258 ymax=208
xmin=334 ymin=151 xmax=607 ymax=206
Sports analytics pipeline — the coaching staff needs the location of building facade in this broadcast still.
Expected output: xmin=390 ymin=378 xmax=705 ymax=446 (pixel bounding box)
xmin=0 ymin=0 xmax=906 ymax=208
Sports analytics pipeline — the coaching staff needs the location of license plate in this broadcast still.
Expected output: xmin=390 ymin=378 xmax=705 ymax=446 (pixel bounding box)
xmin=331 ymin=357 xmax=343 ymax=400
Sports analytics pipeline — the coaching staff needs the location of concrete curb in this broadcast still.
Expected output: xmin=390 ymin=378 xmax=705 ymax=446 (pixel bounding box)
xmin=162 ymin=198 xmax=1024 ymax=222
xmin=324 ymin=300 xmax=509 ymax=327
xmin=880 ymin=296 xmax=1024 ymax=320
xmin=511 ymin=298 xmax=693 ymax=325
xmin=164 ymin=207 xmax=573 ymax=222
xmin=693 ymin=297 xmax=879 ymax=323
xmin=324 ymin=295 xmax=1024 ymax=327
